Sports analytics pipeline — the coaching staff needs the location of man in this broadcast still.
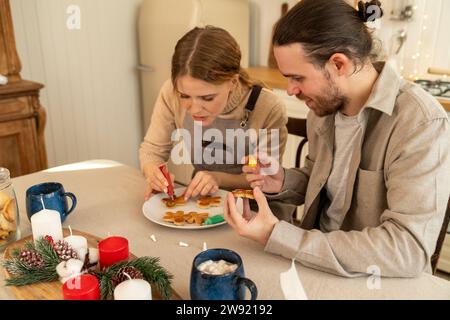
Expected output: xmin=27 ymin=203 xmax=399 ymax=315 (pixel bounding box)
xmin=224 ymin=0 xmax=450 ymax=277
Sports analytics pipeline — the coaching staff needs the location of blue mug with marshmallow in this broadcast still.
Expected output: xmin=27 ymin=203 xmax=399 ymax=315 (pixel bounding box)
xmin=190 ymin=248 xmax=257 ymax=300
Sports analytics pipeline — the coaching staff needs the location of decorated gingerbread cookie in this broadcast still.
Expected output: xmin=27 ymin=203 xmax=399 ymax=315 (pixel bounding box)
xmin=231 ymin=189 xmax=255 ymax=199
xmin=196 ymin=196 xmax=222 ymax=209
xmin=161 ymin=195 xmax=186 ymax=208
xmin=163 ymin=211 xmax=209 ymax=226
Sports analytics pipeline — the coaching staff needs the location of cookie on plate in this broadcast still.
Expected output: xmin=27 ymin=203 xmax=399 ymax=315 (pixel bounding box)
xmin=197 ymin=196 xmax=221 ymax=209
xmin=162 ymin=195 xmax=186 ymax=208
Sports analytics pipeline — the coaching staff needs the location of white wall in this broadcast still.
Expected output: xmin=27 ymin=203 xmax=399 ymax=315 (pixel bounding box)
xmin=248 ymin=0 xmax=298 ymax=67
xmin=374 ymin=0 xmax=450 ymax=80
xmin=10 ymin=0 xmax=143 ymax=168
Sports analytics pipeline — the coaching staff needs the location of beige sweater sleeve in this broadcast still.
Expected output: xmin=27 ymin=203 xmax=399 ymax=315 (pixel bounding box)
xmin=139 ymin=80 xmax=178 ymax=172
xmin=139 ymin=83 xmax=288 ymax=174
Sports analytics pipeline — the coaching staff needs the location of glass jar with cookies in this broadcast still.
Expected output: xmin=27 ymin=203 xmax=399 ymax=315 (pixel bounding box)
xmin=0 ymin=168 xmax=20 ymax=250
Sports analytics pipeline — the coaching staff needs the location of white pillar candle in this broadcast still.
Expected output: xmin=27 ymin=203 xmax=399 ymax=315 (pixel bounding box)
xmin=31 ymin=209 xmax=63 ymax=243
xmin=114 ymin=279 xmax=152 ymax=300
xmin=64 ymin=235 xmax=88 ymax=262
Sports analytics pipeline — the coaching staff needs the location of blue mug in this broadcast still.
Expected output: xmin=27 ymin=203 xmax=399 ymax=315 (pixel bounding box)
xmin=190 ymin=248 xmax=257 ymax=300
xmin=26 ymin=182 xmax=77 ymax=223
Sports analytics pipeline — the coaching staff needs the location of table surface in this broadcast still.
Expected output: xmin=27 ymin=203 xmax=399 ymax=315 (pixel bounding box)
xmin=2 ymin=160 xmax=450 ymax=300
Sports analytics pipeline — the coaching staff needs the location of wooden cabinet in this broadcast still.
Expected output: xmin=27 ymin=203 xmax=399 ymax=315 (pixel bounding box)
xmin=0 ymin=0 xmax=47 ymax=177
xmin=0 ymin=81 xmax=47 ymax=177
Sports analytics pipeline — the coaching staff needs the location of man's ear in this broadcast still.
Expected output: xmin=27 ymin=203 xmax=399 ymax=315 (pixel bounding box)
xmin=328 ymin=53 xmax=352 ymax=76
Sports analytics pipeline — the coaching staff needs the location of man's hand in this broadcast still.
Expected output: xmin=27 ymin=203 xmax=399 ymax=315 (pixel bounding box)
xmin=242 ymin=154 xmax=284 ymax=194
xmin=184 ymin=171 xmax=220 ymax=200
xmin=143 ymin=163 xmax=175 ymax=200
xmin=224 ymin=187 xmax=279 ymax=245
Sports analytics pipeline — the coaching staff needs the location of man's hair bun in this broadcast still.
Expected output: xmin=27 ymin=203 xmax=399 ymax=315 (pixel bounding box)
xmin=357 ymin=0 xmax=384 ymax=22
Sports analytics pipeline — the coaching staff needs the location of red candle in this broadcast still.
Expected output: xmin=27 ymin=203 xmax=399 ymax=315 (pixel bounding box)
xmin=98 ymin=236 xmax=129 ymax=268
xmin=62 ymin=274 xmax=100 ymax=300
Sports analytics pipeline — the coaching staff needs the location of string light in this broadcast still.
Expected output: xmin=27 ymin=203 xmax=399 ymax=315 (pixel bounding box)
xmin=400 ymin=5 xmax=432 ymax=80
xmin=411 ymin=4 xmax=429 ymax=80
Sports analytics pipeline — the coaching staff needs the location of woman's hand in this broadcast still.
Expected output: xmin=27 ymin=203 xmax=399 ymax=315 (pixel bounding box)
xmin=242 ymin=153 xmax=284 ymax=194
xmin=184 ymin=171 xmax=220 ymax=200
xmin=143 ymin=163 xmax=175 ymax=200
xmin=224 ymin=187 xmax=279 ymax=245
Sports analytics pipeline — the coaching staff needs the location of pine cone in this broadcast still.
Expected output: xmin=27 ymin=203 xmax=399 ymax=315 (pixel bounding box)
xmin=19 ymin=250 xmax=44 ymax=268
xmin=52 ymin=240 xmax=78 ymax=261
xmin=111 ymin=266 xmax=144 ymax=287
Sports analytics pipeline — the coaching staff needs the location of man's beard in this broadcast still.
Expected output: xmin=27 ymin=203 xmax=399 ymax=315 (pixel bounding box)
xmin=299 ymin=70 xmax=348 ymax=117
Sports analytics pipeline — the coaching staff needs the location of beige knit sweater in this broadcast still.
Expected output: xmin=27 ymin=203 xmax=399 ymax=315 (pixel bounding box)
xmin=139 ymin=79 xmax=288 ymax=171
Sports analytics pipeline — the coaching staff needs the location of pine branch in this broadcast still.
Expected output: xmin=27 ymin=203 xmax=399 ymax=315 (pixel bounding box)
xmin=35 ymin=238 xmax=60 ymax=266
xmin=5 ymin=268 xmax=59 ymax=286
xmin=3 ymin=257 xmax=59 ymax=286
xmin=132 ymin=257 xmax=173 ymax=300
xmin=2 ymin=238 xmax=61 ymax=286
xmin=4 ymin=257 xmax=36 ymax=275
xmin=100 ymin=272 xmax=113 ymax=300
xmin=24 ymin=242 xmax=34 ymax=251
xmin=100 ymin=257 xmax=173 ymax=300
xmin=11 ymin=248 xmax=21 ymax=258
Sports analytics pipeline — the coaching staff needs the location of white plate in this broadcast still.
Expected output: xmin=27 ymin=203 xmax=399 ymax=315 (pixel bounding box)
xmin=142 ymin=187 xmax=230 ymax=230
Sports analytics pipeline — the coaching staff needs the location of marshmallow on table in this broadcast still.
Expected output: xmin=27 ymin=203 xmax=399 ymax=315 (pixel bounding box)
xmin=179 ymin=241 xmax=189 ymax=247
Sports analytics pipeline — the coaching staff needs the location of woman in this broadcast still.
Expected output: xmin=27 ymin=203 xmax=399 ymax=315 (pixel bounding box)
xmin=139 ymin=26 xmax=288 ymax=200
